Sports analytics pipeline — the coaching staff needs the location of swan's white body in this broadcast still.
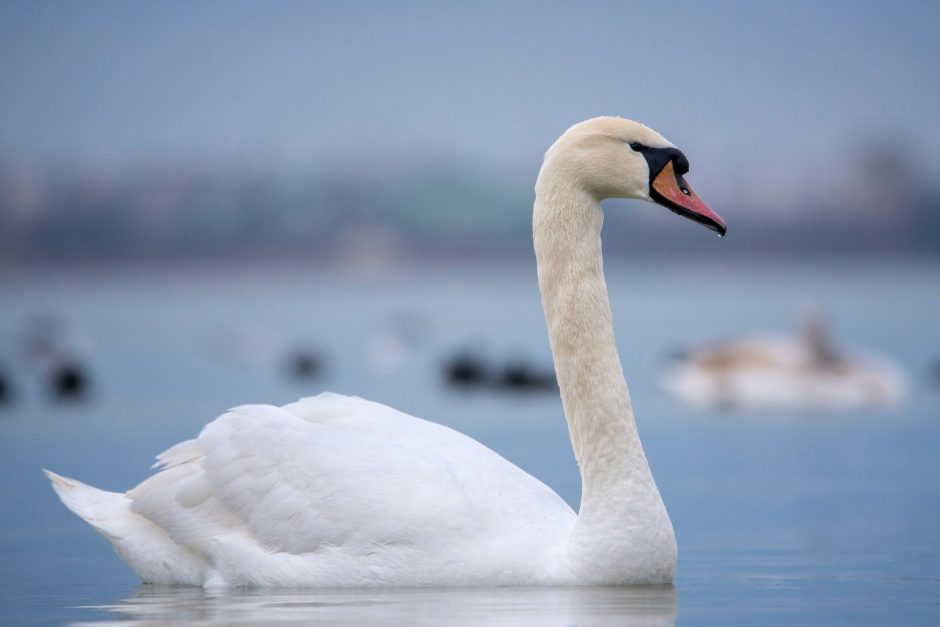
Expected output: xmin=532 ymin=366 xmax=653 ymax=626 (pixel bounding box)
xmin=48 ymin=117 xmax=721 ymax=587
xmin=661 ymin=322 xmax=906 ymax=411
xmin=47 ymin=394 xmax=580 ymax=586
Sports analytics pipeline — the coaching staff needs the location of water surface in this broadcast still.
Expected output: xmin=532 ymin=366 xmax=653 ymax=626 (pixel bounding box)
xmin=1 ymin=259 xmax=938 ymax=624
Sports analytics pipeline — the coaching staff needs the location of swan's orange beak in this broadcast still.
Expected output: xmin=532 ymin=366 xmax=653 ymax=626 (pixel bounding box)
xmin=651 ymin=161 xmax=726 ymax=236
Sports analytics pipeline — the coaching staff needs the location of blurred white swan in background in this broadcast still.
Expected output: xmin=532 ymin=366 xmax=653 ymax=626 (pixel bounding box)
xmin=661 ymin=312 xmax=905 ymax=411
xmin=46 ymin=117 xmax=725 ymax=587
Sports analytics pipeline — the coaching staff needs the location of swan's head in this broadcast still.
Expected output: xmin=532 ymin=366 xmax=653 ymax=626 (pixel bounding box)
xmin=540 ymin=117 xmax=726 ymax=235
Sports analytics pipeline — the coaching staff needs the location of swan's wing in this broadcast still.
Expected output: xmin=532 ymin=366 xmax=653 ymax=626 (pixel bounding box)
xmin=129 ymin=393 xmax=571 ymax=563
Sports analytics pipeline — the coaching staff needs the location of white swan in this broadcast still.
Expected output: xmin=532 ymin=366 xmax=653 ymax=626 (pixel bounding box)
xmin=46 ymin=117 xmax=726 ymax=587
xmin=661 ymin=312 xmax=906 ymax=411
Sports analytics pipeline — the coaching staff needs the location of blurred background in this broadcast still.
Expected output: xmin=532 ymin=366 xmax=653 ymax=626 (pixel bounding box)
xmin=1 ymin=1 xmax=939 ymax=624
xmin=2 ymin=1 xmax=939 ymax=265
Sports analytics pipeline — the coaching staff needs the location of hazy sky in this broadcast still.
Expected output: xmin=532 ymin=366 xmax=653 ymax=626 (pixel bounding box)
xmin=2 ymin=0 xmax=938 ymax=195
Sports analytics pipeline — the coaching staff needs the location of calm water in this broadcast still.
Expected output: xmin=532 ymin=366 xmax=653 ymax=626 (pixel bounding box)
xmin=1 ymin=259 xmax=938 ymax=625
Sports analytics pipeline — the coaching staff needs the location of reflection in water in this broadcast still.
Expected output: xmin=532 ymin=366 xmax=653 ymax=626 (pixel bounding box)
xmin=74 ymin=585 xmax=677 ymax=626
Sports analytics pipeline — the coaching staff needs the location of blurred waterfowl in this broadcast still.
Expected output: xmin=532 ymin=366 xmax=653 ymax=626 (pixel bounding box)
xmin=495 ymin=359 xmax=557 ymax=392
xmin=48 ymin=359 xmax=92 ymax=402
xmin=443 ymin=349 xmax=556 ymax=393
xmin=443 ymin=349 xmax=489 ymax=388
xmin=286 ymin=348 xmax=323 ymax=381
xmin=18 ymin=315 xmax=95 ymax=404
xmin=47 ymin=117 xmax=725 ymax=587
xmin=661 ymin=313 xmax=905 ymax=411
xmin=0 ymin=368 xmax=13 ymax=406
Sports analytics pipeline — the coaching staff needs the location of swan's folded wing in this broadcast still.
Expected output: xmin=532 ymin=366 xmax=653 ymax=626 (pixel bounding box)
xmin=199 ymin=402 xmax=487 ymax=555
xmin=130 ymin=394 xmax=563 ymax=564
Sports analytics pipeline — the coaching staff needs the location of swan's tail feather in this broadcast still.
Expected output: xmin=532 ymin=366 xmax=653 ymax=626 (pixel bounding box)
xmin=45 ymin=469 xmax=209 ymax=585
xmin=44 ymin=469 xmax=130 ymax=540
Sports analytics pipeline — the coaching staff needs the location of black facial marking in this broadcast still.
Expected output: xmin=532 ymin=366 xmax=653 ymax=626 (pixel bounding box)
xmin=632 ymin=145 xmax=690 ymax=182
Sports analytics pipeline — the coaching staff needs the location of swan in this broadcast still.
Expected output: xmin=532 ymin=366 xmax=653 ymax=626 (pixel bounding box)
xmin=660 ymin=311 xmax=906 ymax=411
xmin=46 ymin=117 xmax=726 ymax=587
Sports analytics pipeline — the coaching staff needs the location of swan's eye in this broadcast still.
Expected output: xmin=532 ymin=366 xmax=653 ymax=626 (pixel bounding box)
xmin=629 ymin=142 xmax=647 ymax=152
xmin=681 ymin=188 xmax=690 ymax=196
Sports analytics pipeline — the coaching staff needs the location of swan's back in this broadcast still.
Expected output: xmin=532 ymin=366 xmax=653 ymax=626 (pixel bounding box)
xmin=50 ymin=393 xmax=576 ymax=586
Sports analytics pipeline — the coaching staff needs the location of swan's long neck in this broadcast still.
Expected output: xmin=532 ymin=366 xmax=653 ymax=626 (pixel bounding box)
xmin=533 ymin=161 xmax=675 ymax=582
